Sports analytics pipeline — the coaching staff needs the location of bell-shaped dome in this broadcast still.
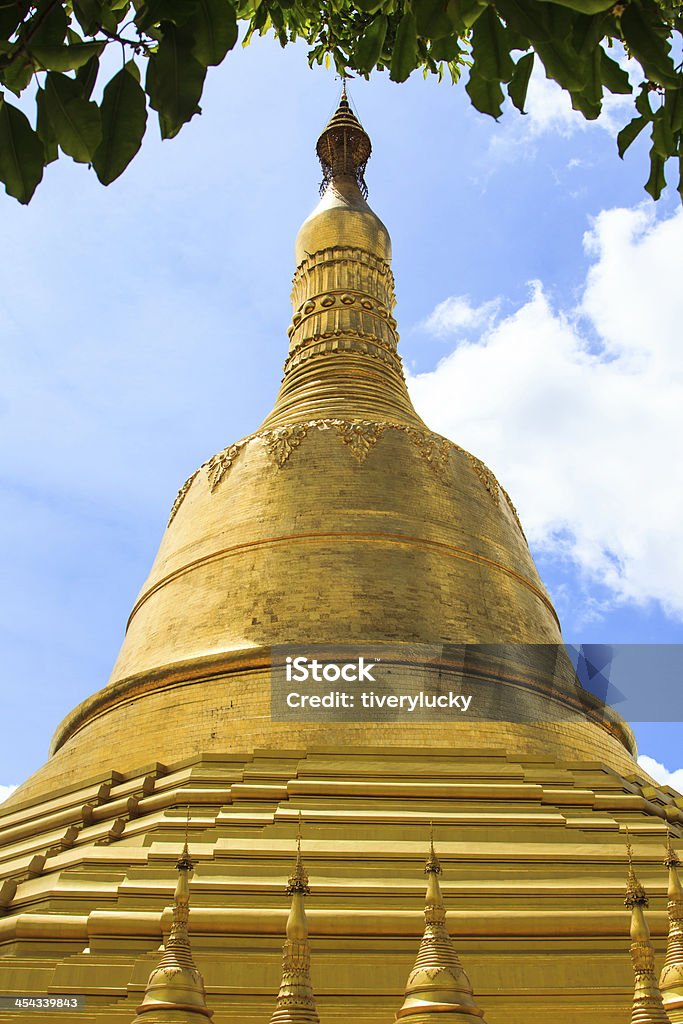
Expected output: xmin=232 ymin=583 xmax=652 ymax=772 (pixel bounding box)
xmin=12 ymin=90 xmax=636 ymax=805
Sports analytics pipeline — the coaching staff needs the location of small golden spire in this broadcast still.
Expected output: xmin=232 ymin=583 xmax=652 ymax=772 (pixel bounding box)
xmin=660 ymin=830 xmax=683 ymax=1022
xmin=625 ymin=830 xmax=649 ymax=911
xmin=270 ymin=815 xmax=320 ymax=1024
xmin=624 ymin=832 xmax=670 ymax=1024
xmin=134 ymin=816 xmax=212 ymax=1021
xmin=425 ymin=821 xmax=441 ymax=876
xmin=396 ymin=829 xmax=488 ymax=1024
xmin=287 ymin=811 xmax=310 ymax=896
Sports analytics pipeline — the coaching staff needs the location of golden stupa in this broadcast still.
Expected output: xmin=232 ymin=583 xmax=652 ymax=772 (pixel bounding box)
xmin=0 ymin=90 xmax=680 ymax=1024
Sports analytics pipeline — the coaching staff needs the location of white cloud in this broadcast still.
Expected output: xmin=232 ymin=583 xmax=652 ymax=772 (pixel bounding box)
xmin=0 ymin=785 xmax=17 ymax=804
xmin=523 ymin=71 xmax=635 ymax=139
xmin=408 ymin=204 xmax=683 ymax=619
xmin=523 ymin=73 xmax=580 ymax=138
xmin=423 ymin=296 xmax=500 ymax=337
xmin=638 ymin=756 xmax=683 ymax=793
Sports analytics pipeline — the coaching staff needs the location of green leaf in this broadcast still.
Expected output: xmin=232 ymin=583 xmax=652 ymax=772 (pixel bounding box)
xmin=572 ymin=12 xmax=608 ymax=55
xmin=536 ymin=0 xmax=612 ymax=14
xmin=354 ymin=0 xmax=385 ymax=12
xmin=192 ymin=0 xmax=238 ymax=67
xmin=534 ymin=38 xmax=588 ymax=92
xmin=545 ymin=4 xmax=574 ymax=44
xmin=36 ymin=85 xmax=58 ymax=163
xmin=136 ymin=0 xmax=199 ymax=31
xmin=507 ymin=50 xmax=533 ymax=112
xmin=570 ymin=45 xmax=601 ymax=120
xmin=571 ymin=90 xmax=600 ymax=119
xmin=430 ymin=34 xmax=463 ymax=62
xmin=446 ymin=0 xmax=487 ymax=31
xmin=354 ymin=14 xmax=388 ymax=72
xmin=466 ymin=65 xmax=504 ymax=117
xmin=505 ymin=25 xmax=530 ymax=53
xmin=146 ymin=23 xmax=207 ymax=137
xmin=390 ymin=10 xmax=418 ymax=82
xmin=652 ymin=109 xmax=675 ymax=159
xmin=76 ymin=53 xmax=99 ymax=99
xmin=0 ymin=92 xmax=44 ymax=202
xmin=414 ymin=0 xmax=453 ymax=39
xmin=471 ymin=7 xmax=514 ymax=82
xmin=31 ymin=0 xmax=68 ymax=47
xmin=73 ymin=0 xmax=105 ymax=36
xmin=93 ymin=61 xmax=147 ymax=184
xmin=2 ymin=54 xmax=33 ymax=94
xmin=635 ymin=85 xmax=654 ymax=119
xmin=620 ymin=0 xmax=679 ymax=89
xmin=644 ymin=144 xmax=666 ymax=199
xmin=600 ymin=50 xmax=631 ymax=95
xmin=32 ymin=41 xmax=104 ymax=72
xmin=665 ymin=87 xmax=683 ymax=134
xmin=45 ymin=71 xmax=102 ymax=162
xmin=617 ymin=114 xmax=648 ymax=157
xmin=0 ymin=0 xmax=20 ymax=37
xmin=494 ymin=0 xmax=551 ymax=43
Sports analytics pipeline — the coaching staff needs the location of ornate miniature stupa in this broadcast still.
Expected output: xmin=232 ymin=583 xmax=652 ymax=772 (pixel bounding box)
xmin=0 ymin=89 xmax=679 ymax=1024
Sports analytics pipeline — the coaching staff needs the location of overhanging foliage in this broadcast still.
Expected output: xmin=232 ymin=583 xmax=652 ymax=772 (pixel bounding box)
xmin=0 ymin=0 xmax=681 ymax=202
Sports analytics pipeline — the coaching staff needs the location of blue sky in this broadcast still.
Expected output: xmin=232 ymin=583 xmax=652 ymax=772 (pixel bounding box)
xmin=1 ymin=34 xmax=682 ymax=797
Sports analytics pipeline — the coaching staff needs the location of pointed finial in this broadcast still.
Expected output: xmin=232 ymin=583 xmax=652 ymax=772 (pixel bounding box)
xmin=623 ymin=831 xmax=671 ymax=1024
xmin=625 ymin=828 xmax=648 ymax=909
xmin=134 ymin=813 xmax=211 ymax=1020
xmin=287 ymin=812 xmax=310 ymax=895
xmin=665 ymin=828 xmax=680 ymax=869
xmin=316 ymin=88 xmax=372 ymax=199
xmin=269 ymin=815 xmax=319 ymax=1024
xmin=659 ymin=829 xmax=683 ymax=1016
xmin=396 ymin=823 xmax=489 ymax=1022
xmin=177 ymin=805 xmax=193 ymax=872
xmin=425 ymin=821 xmax=442 ymax=876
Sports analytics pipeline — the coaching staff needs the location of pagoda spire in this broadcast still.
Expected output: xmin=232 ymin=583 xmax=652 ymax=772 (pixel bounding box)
xmin=660 ymin=831 xmax=683 ymax=1022
xmin=396 ymin=826 xmax=488 ymax=1024
xmin=260 ymin=87 xmax=424 ymax=431
xmin=270 ymin=814 xmax=320 ymax=1024
xmin=135 ymin=821 xmax=212 ymax=1022
xmin=624 ymin=832 xmax=670 ymax=1024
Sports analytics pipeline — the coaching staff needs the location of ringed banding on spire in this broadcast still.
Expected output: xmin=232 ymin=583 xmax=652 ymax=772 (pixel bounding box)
xmin=261 ymin=87 xmax=416 ymax=431
xmin=134 ymin=836 xmax=212 ymax=1022
xmin=270 ymin=818 xmax=320 ymax=1024
xmin=396 ymin=831 xmax=489 ymax=1024
xmin=624 ymin=833 xmax=670 ymax=1024
xmin=660 ymin=832 xmax=683 ymax=1021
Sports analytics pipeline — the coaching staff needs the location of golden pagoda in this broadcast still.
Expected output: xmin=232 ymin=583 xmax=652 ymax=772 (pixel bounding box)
xmin=660 ymin=833 xmax=683 ymax=1020
xmin=269 ymin=818 xmax=319 ymax=1024
xmin=396 ymin=831 xmax=488 ymax=1023
xmin=625 ymin=834 xmax=670 ymax=1024
xmin=135 ymin=835 xmax=213 ymax=1022
xmin=0 ymin=89 xmax=680 ymax=1024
